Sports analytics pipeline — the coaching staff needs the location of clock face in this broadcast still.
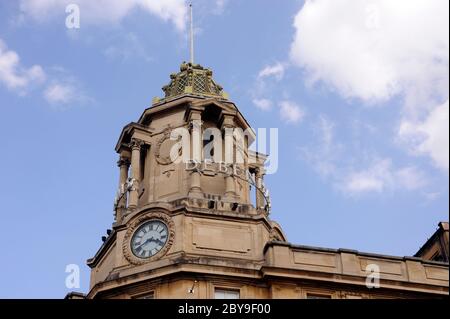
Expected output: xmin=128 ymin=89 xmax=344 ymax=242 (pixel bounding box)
xmin=131 ymin=220 xmax=168 ymax=258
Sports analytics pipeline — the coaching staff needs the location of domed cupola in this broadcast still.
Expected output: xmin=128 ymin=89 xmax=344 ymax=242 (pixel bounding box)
xmin=161 ymin=62 xmax=229 ymax=100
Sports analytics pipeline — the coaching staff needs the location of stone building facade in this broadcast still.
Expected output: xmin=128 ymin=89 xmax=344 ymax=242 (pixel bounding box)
xmin=68 ymin=63 xmax=449 ymax=299
xmin=415 ymin=222 xmax=449 ymax=263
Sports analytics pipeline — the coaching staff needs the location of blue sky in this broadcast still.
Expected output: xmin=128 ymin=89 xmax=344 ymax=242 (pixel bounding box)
xmin=0 ymin=0 xmax=448 ymax=298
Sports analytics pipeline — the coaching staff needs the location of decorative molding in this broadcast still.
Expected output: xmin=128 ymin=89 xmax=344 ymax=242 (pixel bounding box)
xmin=161 ymin=62 xmax=227 ymax=100
xmin=154 ymin=128 xmax=180 ymax=165
xmin=269 ymin=228 xmax=285 ymax=242
xmin=130 ymin=138 xmax=145 ymax=151
xmin=123 ymin=211 xmax=175 ymax=265
xmin=189 ymin=119 xmax=203 ymax=131
xmin=162 ymin=168 xmax=175 ymax=178
xmin=342 ymin=291 xmax=367 ymax=299
xmin=117 ymin=157 xmax=131 ymax=167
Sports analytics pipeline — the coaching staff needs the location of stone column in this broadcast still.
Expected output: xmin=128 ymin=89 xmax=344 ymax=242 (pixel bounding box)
xmin=128 ymin=138 xmax=144 ymax=210
xmin=189 ymin=111 xmax=203 ymax=195
xmin=225 ymin=173 xmax=236 ymax=199
xmin=222 ymin=116 xmax=236 ymax=199
xmin=255 ymin=168 xmax=265 ymax=209
xmin=116 ymin=156 xmax=130 ymax=221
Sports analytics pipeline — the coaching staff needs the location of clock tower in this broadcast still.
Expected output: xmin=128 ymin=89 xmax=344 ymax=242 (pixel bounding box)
xmin=77 ymin=62 xmax=448 ymax=300
xmin=85 ymin=62 xmax=286 ymax=299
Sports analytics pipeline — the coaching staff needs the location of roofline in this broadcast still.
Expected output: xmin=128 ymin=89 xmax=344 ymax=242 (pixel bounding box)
xmin=414 ymin=221 xmax=449 ymax=258
xmin=138 ymin=94 xmax=255 ymax=133
xmin=264 ymin=241 xmax=450 ymax=267
xmin=64 ymin=291 xmax=86 ymax=299
xmin=114 ymin=122 xmax=150 ymax=153
xmin=87 ymin=228 xmax=119 ymax=268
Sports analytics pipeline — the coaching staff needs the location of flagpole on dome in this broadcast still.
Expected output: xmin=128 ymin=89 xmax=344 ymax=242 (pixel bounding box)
xmin=189 ymin=3 xmax=195 ymax=65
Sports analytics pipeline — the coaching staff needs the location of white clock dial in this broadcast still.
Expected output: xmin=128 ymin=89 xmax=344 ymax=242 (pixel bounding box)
xmin=131 ymin=220 xmax=168 ymax=258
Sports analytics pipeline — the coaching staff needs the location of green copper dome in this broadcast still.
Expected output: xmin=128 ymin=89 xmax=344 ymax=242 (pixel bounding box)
xmin=160 ymin=62 xmax=228 ymax=100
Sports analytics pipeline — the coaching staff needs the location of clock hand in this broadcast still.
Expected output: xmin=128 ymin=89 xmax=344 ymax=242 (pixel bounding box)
xmin=149 ymin=238 xmax=165 ymax=246
xmin=135 ymin=237 xmax=154 ymax=249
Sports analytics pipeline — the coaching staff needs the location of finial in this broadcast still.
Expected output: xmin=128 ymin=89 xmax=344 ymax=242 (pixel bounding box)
xmin=189 ymin=3 xmax=194 ymax=64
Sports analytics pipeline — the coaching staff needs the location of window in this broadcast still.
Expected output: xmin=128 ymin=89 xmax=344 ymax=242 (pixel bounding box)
xmin=306 ymin=293 xmax=332 ymax=299
xmin=133 ymin=292 xmax=154 ymax=299
xmin=345 ymin=294 xmax=363 ymax=299
xmin=203 ymin=135 xmax=215 ymax=160
xmin=139 ymin=146 xmax=147 ymax=181
xmin=214 ymin=289 xmax=240 ymax=299
xmin=431 ymin=251 xmax=445 ymax=262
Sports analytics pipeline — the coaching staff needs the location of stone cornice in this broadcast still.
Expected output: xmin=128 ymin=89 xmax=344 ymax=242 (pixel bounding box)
xmin=87 ymin=255 xmax=265 ymax=299
xmin=120 ymin=200 xmax=275 ymax=232
xmin=137 ymin=95 xmax=254 ymax=139
xmin=86 ymin=251 xmax=448 ymax=299
xmin=115 ymin=122 xmax=152 ymax=153
xmin=260 ymin=266 xmax=449 ymax=296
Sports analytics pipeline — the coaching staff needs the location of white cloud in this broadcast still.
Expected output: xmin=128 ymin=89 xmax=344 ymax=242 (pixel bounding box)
xmin=0 ymin=38 xmax=88 ymax=108
xmin=20 ymin=0 xmax=188 ymax=31
xmin=42 ymin=69 xmax=91 ymax=109
xmin=399 ymin=100 xmax=449 ymax=172
xmin=258 ymin=62 xmax=285 ymax=81
xmin=44 ymin=82 xmax=76 ymax=105
xmin=344 ymin=171 xmax=385 ymax=193
xmin=395 ymin=166 xmax=428 ymax=191
xmin=300 ymin=115 xmax=428 ymax=196
xmin=318 ymin=114 xmax=334 ymax=146
xmin=279 ymin=100 xmax=304 ymax=124
xmin=0 ymin=39 xmax=46 ymax=92
xmin=290 ymin=0 xmax=449 ymax=170
xmin=251 ymin=62 xmax=287 ymax=112
xmin=424 ymin=192 xmax=441 ymax=201
xmin=252 ymin=98 xmax=272 ymax=111
xmin=300 ymin=115 xmax=341 ymax=177
xmin=290 ymin=0 xmax=448 ymax=104
xmin=341 ymin=159 xmax=427 ymax=195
